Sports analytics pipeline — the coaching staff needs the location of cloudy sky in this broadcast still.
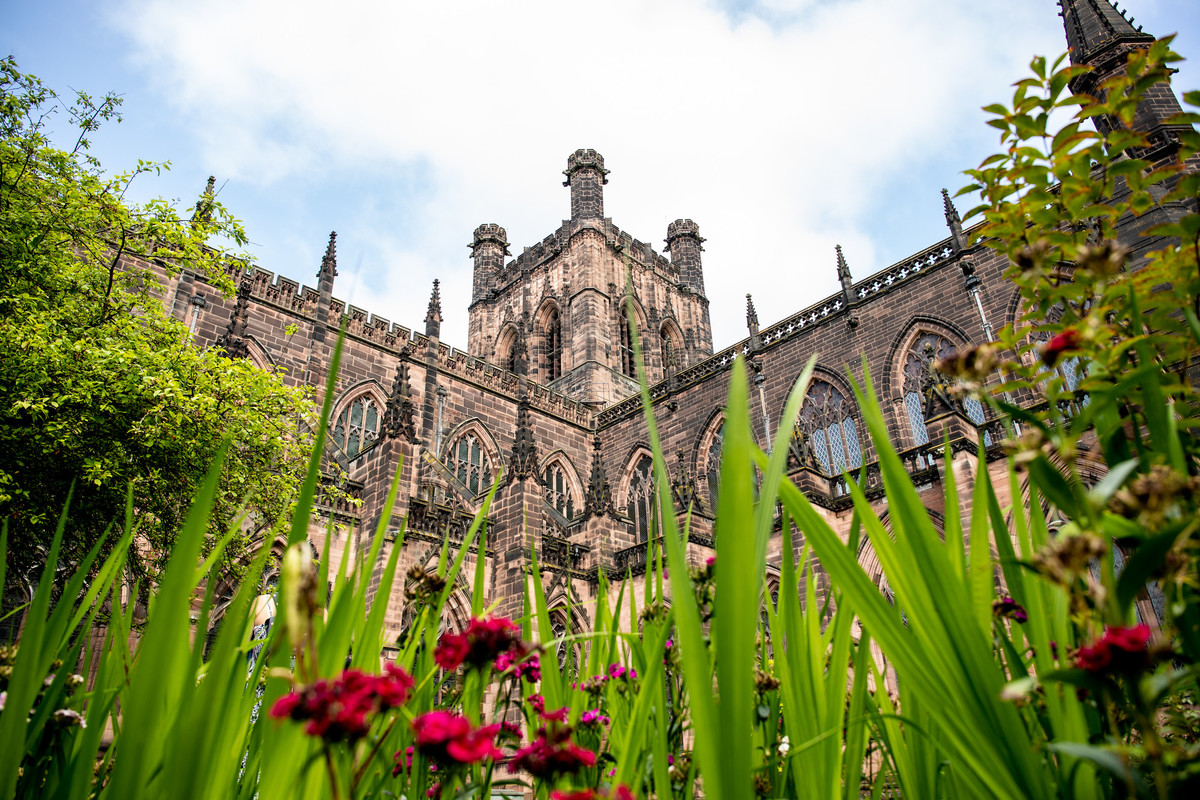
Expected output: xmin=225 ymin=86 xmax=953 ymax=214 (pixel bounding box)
xmin=6 ymin=0 xmax=1198 ymax=349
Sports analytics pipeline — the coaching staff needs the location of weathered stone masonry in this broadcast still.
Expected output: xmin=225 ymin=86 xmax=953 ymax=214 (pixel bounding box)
xmin=162 ymin=0 xmax=1198 ymax=645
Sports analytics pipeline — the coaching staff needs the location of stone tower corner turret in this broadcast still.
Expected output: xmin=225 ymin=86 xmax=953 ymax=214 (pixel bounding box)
xmin=665 ymin=218 xmax=706 ymax=296
xmin=563 ymin=149 xmax=609 ymax=220
xmin=469 ymin=224 xmax=510 ymax=305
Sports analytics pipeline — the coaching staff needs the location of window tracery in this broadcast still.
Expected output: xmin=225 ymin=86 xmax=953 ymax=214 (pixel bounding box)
xmin=903 ymin=333 xmax=990 ymax=446
xmin=626 ymin=454 xmax=656 ymax=542
xmin=791 ymin=379 xmax=862 ymax=474
xmin=705 ymin=423 xmax=724 ymax=512
xmin=545 ymin=308 xmax=562 ymax=381
xmin=332 ymin=394 xmax=381 ymax=457
xmin=449 ymin=432 xmax=494 ymax=495
xmin=618 ymin=306 xmax=636 ymax=378
xmin=543 ymin=462 xmax=576 ymax=519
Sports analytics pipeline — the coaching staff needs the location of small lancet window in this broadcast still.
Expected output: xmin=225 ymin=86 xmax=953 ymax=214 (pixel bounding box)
xmin=544 ymin=462 xmax=576 ymax=519
xmin=626 ymin=454 xmax=656 ymax=542
xmin=618 ymin=306 xmax=636 ymax=378
xmin=546 ymin=308 xmax=562 ymax=381
xmin=449 ymin=432 xmax=494 ymax=495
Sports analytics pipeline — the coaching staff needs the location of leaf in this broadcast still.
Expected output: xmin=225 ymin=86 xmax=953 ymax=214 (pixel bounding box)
xmin=1045 ymin=742 xmax=1150 ymax=797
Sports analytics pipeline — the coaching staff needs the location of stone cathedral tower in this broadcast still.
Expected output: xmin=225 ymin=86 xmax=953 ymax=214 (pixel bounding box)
xmin=466 ymin=149 xmax=714 ymax=408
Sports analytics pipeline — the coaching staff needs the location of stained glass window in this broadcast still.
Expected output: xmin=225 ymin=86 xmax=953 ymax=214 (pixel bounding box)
xmin=332 ymin=395 xmax=380 ymax=457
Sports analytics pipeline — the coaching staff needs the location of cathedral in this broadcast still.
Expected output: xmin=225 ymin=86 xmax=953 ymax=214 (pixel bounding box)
xmin=160 ymin=0 xmax=1195 ymax=647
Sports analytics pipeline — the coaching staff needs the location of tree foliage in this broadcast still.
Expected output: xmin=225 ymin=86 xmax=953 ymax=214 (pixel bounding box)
xmin=0 ymin=59 xmax=314 ymax=592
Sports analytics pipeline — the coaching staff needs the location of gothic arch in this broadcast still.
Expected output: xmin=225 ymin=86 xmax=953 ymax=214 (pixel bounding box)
xmin=539 ymin=450 xmax=583 ymax=521
xmin=882 ymin=315 xmax=976 ymax=402
xmin=618 ymin=446 xmax=658 ymax=542
xmin=886 ymin=321 xmax=988 ymax=449
xmin=659 ymin=317 xmax=685 ymax=373
xmin=330 ymin=380 xmax=388 ymax=458
xmin=440 ymin=418 xmax=503 ymax=498
xmin=243 ymin=334 xmax=278 ymax=371
xmin=615 ymin=294 xmax=648 ymax=379
xmin=791 ymin=367 xmax=866 ymax=475
xmin=694 ymin=411 xmax=726 ymax=515
xmin=535 ymin=298 xmax=566 ymax=382
xmin=493 ymin=322 xmax=523 ymax=374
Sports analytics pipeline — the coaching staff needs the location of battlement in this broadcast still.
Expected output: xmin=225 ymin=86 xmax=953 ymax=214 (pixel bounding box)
xmin=595 ymin=231 xmax=968 ymax=427
xmin=492 ymin=217 xmax=679 ymax=289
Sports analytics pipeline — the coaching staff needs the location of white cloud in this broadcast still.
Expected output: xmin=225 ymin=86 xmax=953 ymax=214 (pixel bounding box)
xmin=109 ymin=0 xmax=1196 ymax=350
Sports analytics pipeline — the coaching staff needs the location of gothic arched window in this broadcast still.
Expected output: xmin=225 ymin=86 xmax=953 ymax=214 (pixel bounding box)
xmin=661 ymin=328 xmax=676 ymax=374
xmin=903 ymin=333 xmax=989 ymax=446
xmin=449 ymin=432 xmax=494 ymax=495
xmin=545 ymin=308 xmax=563 ymax=382
xmin=705 ymin=423 xmax=724 ymax=512
xmin=618 ymin=306 xmax=636 ymax=378
xmin=332 ymin=394 xmax=381 ymax=457
xmin=544 ymin=462 xmax=576 ymax=519
xmin=626 ymin=454 xmax=656 ymax=542
xmin=793 ymin=380 xmax=862 ymax=474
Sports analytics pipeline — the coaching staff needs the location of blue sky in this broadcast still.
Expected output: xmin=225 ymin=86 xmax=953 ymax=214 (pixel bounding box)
xmin=5 ymin=0 xmax=1198 ymax=349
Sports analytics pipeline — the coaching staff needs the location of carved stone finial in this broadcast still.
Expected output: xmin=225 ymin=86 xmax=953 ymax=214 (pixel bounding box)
xmin=583 ymin=435 xmax=613 ymax=518
xmin=425 ymin=279 xmax=442 ymax=337
xmin=746 ymin=293 xmax=760 ymax=349
xmin=942 ymin=189 xmax=967 ymax=251
xmin=670 ymin=449 xmax=697 ymax=513
xmin=382 ymin=359 xmax=417 ymax=442
xmin=191 ymin=175 xmax=216 ymax=226
xmin=835 ymin=245 xmax=853 ymax=286
xmin=509 ymin=398 xmax=539 ymax=482
xmin=215 ymin=278 xmax=251 ymax=359
xmin=319 ymin=231 xmax=338 ymax=280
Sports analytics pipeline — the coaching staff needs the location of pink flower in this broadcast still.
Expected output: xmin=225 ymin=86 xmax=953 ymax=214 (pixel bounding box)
xmin=436 ymin=616 xmax=522 ymax=671
xmin=541 ymin=706 xmax=570 ymax=723
xmin=270 ymin=665 xmax=414 ymax=743
xmin=434 ymin=633 xmax=471 ymax=670
xmin=509 ymin=723 xmax=598 ymax=779
xmin=580 ymin=709 xmax=609 ymax=727
xmin=1041 ymin=329 xmax=1082 ymax=367
xmin=413 ymin=711 xmax=502 ymax=764
xmin=1074 ymin=624 xmax=1151 ymax=674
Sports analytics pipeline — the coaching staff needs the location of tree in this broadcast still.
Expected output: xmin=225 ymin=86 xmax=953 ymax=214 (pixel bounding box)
xmin=0 ymin=59 xmax=315 ymax=595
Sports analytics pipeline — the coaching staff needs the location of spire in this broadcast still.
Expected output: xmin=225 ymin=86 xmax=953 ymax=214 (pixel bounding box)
xmin=425 ymin=279 xmax=442 ymax=338
xmin=319 ymin=231 xmax=338 ymax=280
xmin=745 ymin=293 xmax=762 ymax=350
xmin=509 ymin=398 xmax=539 ymax=482
xmin=191 ymin=176 xmax=216 ymax=227
xmin=216 ymin=278 xmax=251 ymax=359
xmin=583 ymin=435 xmax=613 ymax=518
xmin=835 ymin=245 xmax=853 ymax=288
xmin=1058 ymin=1 xmax=1152 ymax=65
xmin=382 ymin=359 xmax=417 ymax=442
xmin=942 ymin=189 xmax=967 ymax=251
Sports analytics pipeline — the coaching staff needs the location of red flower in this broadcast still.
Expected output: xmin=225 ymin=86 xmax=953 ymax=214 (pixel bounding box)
xmin=509 ymin=725 xmax=597 ymax=779
xmin=1107 ymin=624 xmax=1151 ymax=652
xmin=541 ymin=706 xmax=570 ymax=723
xmin=412 ymin=711 xmax=502 ymax=765
xmin=1041 ymin=329 xmax=1082 ymax=367
xmin=446 ymin=724 xmax=503 ymax=763
xmin=1074 ymin=642 xmax=1112 ymax=672
xmin=435 ymin=633 xmax=471 ymax=670
xmin=435 ymin=616 xmax=522 ymax=671
xmin=1074 ymin=624 xmax=1151 ymax=674
xmin=270 ymin=665 xmax=414 ymax=743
